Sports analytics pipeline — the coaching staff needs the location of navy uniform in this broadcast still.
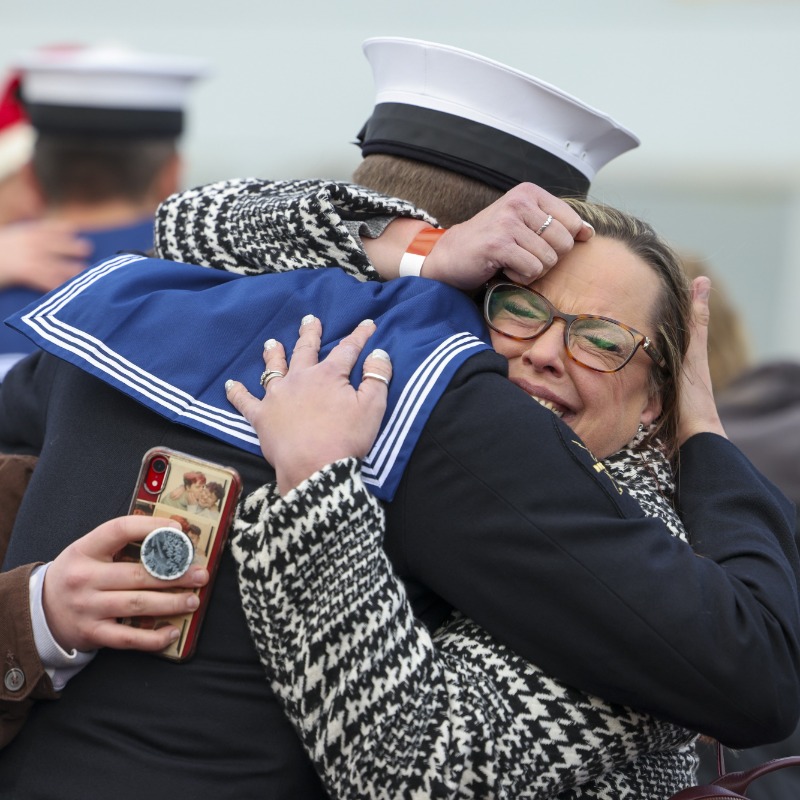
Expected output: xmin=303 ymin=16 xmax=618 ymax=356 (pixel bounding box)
xmin=0 ymin=37 xmax=798 ymax=798
xmin=0 ymin=257 xmax=798 ymax=797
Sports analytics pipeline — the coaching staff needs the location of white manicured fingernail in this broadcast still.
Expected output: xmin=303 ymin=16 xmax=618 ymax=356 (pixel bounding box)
xmin=224 ymin=379 xmax=234 ymax=392
xmin=359 ymin=318 xmax=374 ymax=327
xmin=370 ymin=348 xmax=390 ymax=361
xmin=582 ymin=220 xmax=595 ymax=235
xmin=301 ymin=314 xmax=316 ymax=326
xmin=263 ymin=338 xmax=277 ymax=351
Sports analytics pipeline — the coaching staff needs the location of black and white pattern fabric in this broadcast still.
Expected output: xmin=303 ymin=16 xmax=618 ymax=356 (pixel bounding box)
xmin=232 ymin=436 xmax=697 ymax=800
xmin=155 ymin=177 xmax=697 ymax=796
xmin=154 ymin=178 xmax=435 ymax=281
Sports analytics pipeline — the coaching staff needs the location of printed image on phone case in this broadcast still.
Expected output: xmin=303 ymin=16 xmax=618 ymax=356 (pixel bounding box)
xmin=116 ymin=448 xmax=242 ymax=661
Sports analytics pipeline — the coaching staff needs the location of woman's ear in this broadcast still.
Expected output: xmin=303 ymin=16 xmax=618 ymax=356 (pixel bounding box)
xmin=640 ymin=390 xmax=662 ymax=428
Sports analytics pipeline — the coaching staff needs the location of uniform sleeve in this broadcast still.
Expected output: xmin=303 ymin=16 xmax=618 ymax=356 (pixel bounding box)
xmin=386 ymin=352 xmax=800 ymax=748
xmin=232 ymin=459 xmax=695 ymax=800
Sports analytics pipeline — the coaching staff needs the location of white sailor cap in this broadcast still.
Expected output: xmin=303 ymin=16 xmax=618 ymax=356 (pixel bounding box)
xmin=356 ymin=37 xmax=639 ymax=197
xmin=0 ymin=74 xmax=34 ymax=182
xmin=14 ymin=44 xmax=207 ymax=138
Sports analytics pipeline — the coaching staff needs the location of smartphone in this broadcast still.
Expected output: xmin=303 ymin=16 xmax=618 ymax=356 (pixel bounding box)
xmin=115 ymin=447 xmax=243 ymax=661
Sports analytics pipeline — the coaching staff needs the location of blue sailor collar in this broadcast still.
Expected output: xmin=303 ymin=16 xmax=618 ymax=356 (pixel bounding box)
xmin=6 ymin=254 xmax=491 ymax=501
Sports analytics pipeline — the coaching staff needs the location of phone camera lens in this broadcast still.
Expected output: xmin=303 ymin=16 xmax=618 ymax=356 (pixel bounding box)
xmin=152 ymin=458 xmax=168 ymax=474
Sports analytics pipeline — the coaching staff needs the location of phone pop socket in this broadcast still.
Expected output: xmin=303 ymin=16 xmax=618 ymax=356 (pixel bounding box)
xmin=140 ymin=527 xmax=195 ymax=580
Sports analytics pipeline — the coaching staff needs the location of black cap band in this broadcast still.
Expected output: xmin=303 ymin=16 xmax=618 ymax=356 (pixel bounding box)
xmin=357 ymin=102 xmax=590 ymax=198
xmin=25 ymin=103 xmax=184 ymax=138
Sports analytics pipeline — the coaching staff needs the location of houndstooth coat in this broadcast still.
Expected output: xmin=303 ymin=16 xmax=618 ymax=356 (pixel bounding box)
xmin=155 ymin=178 xmax=699 ymax=799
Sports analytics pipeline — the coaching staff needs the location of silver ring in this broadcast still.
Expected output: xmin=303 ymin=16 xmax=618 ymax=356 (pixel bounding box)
xmin=363 ymin=372 xmax=390 ymax=386
xmin=535 ymin=214 xmax=553 ymax=236
xmin=259 ymin=369 xmax=285 ymax=389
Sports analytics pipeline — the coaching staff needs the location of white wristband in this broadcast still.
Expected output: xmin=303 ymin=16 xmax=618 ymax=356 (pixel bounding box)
xmin=398 ymin=251 xmax=426 ymax=277
xmin=398 ymin=226 xmax=446 ymax=278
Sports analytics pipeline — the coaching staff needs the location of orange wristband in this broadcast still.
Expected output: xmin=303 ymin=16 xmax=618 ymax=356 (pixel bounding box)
xmin=398 ymin=226 xmax=446 ymax=277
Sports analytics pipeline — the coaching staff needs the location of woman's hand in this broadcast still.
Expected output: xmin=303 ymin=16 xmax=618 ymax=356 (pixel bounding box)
xmin=43 ymin=516 xmax=209 ymax=653
xmin=424 ymin=184 xmax=594 ymax=288
xmin=362 ymin=183 xmax=594 ymax=289
xmin=676 ymin=276 xmax=728 ymax=445
xmin=225 ymin=316 xmax=392 ymax=495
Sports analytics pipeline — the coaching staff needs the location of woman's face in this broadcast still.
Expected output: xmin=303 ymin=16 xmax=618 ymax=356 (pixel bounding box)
xmin=489 ymin=235 xmax=664 ymax=459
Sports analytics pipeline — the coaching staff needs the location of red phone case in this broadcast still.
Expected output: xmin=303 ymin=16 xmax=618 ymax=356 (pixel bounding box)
xmin=115 ymin=447 xmax=242 ymax=661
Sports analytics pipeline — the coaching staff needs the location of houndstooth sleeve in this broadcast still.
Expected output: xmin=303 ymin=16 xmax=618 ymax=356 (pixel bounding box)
xmin=231 ymin=458 xmax=696 ymax=800
xmin=154 ymin=178 xmax=437 ymax=281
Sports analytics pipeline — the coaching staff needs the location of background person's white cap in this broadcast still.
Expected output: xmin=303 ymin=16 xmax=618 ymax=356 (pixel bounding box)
xmin=0 ymin=74 xmax=34 ymax=183
xmin=14 ymin=44 xmax=207 ymax=138
xmin=356 ymin=36 xmax=640 ymax=197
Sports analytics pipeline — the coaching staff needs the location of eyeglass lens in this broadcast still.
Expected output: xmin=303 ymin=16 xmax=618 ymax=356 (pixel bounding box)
xmin=485 ymin=285 xmax=638 ymax=372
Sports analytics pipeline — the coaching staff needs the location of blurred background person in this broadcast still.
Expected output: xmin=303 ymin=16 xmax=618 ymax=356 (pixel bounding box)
xmin=682 ymin=254 xmax=799 ymax=528
xmin=0 ymin=69 xmax=90 ymax=376
xmin=0 ymin=44 xmax=205 ymax=376
xmin=684 ymin=253 xmax=800 ymax=800
xmin=0 ymin=73 xmax=38 ymax=225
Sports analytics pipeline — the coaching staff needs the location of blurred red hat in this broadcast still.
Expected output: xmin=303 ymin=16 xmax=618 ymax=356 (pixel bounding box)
xmin=0 ymin=73 xmax=34 ymax=183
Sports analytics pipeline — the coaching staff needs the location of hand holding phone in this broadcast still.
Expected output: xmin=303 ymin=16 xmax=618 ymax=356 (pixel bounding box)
xmin=115 ymin=447 xmax=242 ymax=661
xmin=42 ymin=515 xmax=210 ymax=655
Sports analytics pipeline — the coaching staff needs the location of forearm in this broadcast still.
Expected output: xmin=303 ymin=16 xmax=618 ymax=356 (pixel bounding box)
xmin=357 ymin=217 xmax=432 ymax=280
xmin=0 ymin=564 xmax=58 ymax=749
xmin=0 ymin=451 xmax=60 ymax=750
xmin=555 ymin=746 xmax=698 ymax=800
xmin=153 ymin=178 xmax=435 ymax=281
xmin=391 ymin=357 xmax=800 ymax=747
xmin=232 ymin=459 xmax=692 ymax=800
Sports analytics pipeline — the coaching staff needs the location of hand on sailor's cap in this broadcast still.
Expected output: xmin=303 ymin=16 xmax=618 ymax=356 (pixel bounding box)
xmin=422 ymin=183 xmax=594 ymax=289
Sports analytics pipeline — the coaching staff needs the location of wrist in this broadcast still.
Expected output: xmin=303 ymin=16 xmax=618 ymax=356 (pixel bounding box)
xmin=399 ymin=226 xmax=447 ymax=278
xmin=677 ymin=419 xmax=728 ymax=446
xmin=361 ymin=217 xmax=431 ymax=280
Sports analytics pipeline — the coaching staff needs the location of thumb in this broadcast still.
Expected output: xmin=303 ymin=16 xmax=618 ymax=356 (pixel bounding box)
xmin=689 ymin=276 xmax=712 ymax=352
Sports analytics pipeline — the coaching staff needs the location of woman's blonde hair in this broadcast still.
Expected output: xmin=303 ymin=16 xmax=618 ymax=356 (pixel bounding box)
xmin=565 ymin=199 xmax=693 ymax=459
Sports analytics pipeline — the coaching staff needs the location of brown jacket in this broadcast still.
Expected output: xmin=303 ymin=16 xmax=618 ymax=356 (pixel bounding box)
xmin=0 ymin=454 xmax=56 ymax=749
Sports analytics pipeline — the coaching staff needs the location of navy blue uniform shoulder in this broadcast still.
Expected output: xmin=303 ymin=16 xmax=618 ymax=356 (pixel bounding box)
xmin=421 ymin=349 xmax=646 ymax=514
xmin=384 ymin=350 xmax=800 ymax=746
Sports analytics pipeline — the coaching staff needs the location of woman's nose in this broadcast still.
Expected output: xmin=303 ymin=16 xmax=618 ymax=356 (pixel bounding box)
xmin=522 ymin=320 xmax=568 ymax=373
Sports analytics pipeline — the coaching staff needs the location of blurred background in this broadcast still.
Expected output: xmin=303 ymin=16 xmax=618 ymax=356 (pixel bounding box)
xmin=5 ymin=0 xmax=800 ymax=360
